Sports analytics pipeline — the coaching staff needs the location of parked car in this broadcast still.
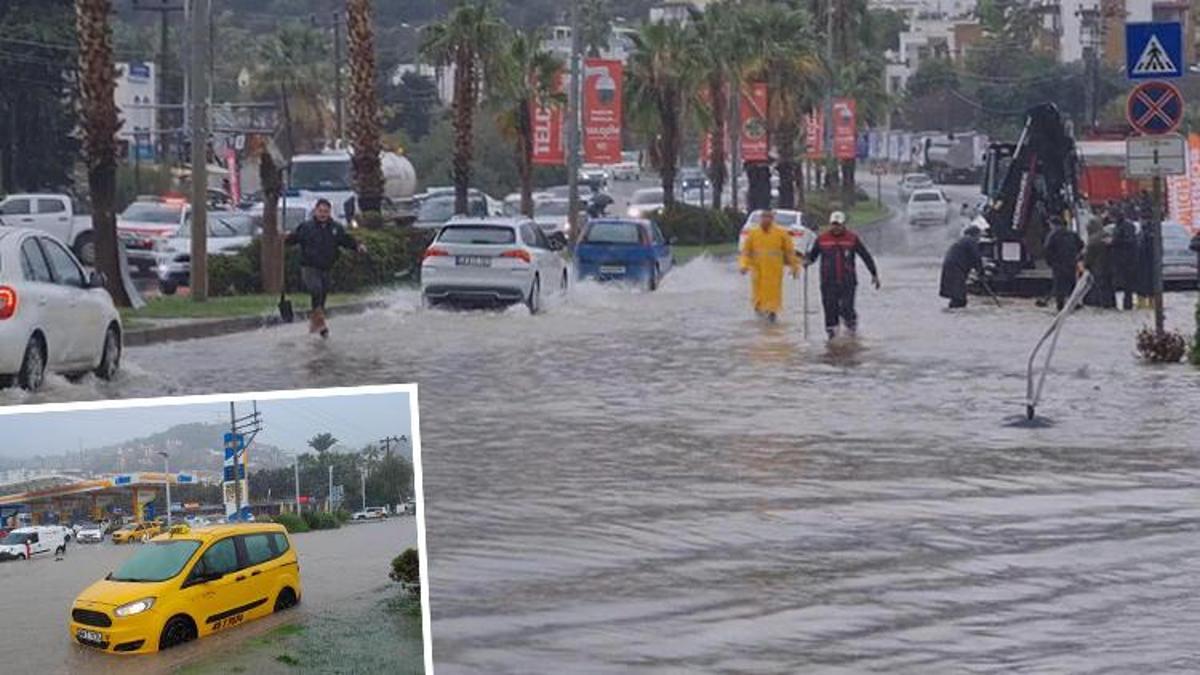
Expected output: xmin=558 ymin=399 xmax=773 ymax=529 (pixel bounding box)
xmin=155 ymin=212 xmax=260 ymax=295
xmin=69 ymin=522 xmax=301 ymax=654
xmin=352 ymin=507 xmax=388 ymax=521
xmin=898 ymin=173 xmax=934 ymax=202
xmin=531 ymin=198 xmax=577 ymax=237
xmin=412 ymin=192 xmax=503 ymax=230
xmin=626 ymin=188 xmax=665 ymax=219
xmin=0 ymin=228 xmax=122 ymax=391
xmin=610 ymin=158 xmax=641 ymax=181
xmin=117 ymin=198 xmax=191 ymax=275
xmin=241 ymin=198 xmax=315 ymax=233
xmin=574 ymin=218 xmax=674 ymax=291
xmin=906 ymin=188 xmax=951 ymax=226
xmin=0 ymin=193 xmax=96 ymax=266
xmin=76 ymin=523 xmax=106 ymax=544
xmin=111 ymin=521 xmax=162 ymax=544
xmin=420 ymin=217 xmax=570 ymax=313
xmin=579 ymin=164 xmax=611 ymax=191
xmin=739 ymin=210 xmax=816 ymax=256
xmin=0 ymin=526 xmax=68 ymax=561
xmin=678 ymin=167 xmax=710 ymax=193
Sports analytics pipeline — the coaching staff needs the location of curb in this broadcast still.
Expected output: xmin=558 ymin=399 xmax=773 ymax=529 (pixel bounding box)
xmin=124 ymin=300 xmax=388 ymax=347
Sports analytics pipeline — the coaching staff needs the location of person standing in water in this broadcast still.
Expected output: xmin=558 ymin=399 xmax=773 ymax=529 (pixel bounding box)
xmin=805 ymin=211 xmax=880 ymax=339
xmin=283 ymin=198 xmax=366 ymax=338
xmin=738 ymin=209 xmax=800 ymax=323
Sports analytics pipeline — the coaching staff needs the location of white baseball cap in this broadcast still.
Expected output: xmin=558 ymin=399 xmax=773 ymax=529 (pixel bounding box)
xmin=829 ymin=211 xmax=846 ymax=224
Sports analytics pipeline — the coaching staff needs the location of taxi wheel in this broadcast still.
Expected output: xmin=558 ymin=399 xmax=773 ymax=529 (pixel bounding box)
xmin=159 ymin=616 xmax=197 ymax=650
xmin=274 ymin=587 xmax=298 ymax=612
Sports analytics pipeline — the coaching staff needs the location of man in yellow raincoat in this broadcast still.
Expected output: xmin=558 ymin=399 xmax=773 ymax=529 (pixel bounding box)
xmin=739 ymin=210 xmax=800 ymax=322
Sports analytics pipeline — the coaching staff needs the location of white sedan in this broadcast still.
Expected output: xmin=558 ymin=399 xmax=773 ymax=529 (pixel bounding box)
xmin=0 ymin=228 xmax=122 ymax=390
xmin=906 ymin=188 xmax=951 ymax=226
xmin=420 ymin=217 xmax=570 ymax=314
xmin=626 ymin=188 xmax=665 ymax=219
xmin=739 ymin=209 xmax=816 ymax=256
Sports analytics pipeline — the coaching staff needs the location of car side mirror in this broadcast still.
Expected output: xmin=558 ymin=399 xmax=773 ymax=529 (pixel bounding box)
xmin=88 ymin=271 xmax=107 ymax=289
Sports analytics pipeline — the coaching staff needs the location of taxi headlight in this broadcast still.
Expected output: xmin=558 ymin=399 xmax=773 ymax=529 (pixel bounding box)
xmin=114 ymin=597 xmax=156 ymax=617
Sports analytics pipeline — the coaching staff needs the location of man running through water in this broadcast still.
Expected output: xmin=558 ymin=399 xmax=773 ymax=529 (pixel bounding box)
xmin=738 ymin=209 xmax=800 ymax=323
xmin=284 ymin=198 xmax=366 ymax=338
xmin=804 ymin=211 xmax=880 ymax=339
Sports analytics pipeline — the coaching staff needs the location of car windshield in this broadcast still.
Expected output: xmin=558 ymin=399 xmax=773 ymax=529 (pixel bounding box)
xmin=749 ymin=212 xmax=799 ymax=227
xmin=179 ymin=213 xmax=258 ymax=238
xmin=121 ymin=202 xmax=183 ymax=224
xmin=0 ymin=532 xmax=28 ymax=545
xmin=535 ymin=201 xmax=571 ymax=217
xmin=290 ymin=160 xmax=352 ymax=191
xmin=632 ymin=190 xmax=663 ymax=205
xmin=437 ymin=225 xmax=516 ymax=245
xmin=110 ymin=540 xmax=201 ymax=582
xmin=585 ymin=222 xmax=643 ymax=244
xmin=912 ymin=192 xmax=943 ymax=203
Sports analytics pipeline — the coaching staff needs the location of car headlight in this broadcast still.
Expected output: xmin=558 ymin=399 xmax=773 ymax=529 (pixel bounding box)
xmin=114 ymin=597 xmax=156 ymax=617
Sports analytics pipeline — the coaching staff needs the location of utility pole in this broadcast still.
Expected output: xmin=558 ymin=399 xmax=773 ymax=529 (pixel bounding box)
xmin=377 ymin=435 xmax=405 ymax=457
xmin=823 ymin=0 xmax=834 ymax=189
xmin=1152 ymin=173 xmax=1165 ymax=334
xmin=334 ymin=11 xmax=344 ymax=145
xmin=328 ymin=465 xmax=334 ymax=513
xmin=158 ymin=451 xmax=171 ymax=527
xmin=293 ymin=457 xmax=301 ymax=514
xmin=189 ymin=0 xmax=210 ymax=301
xmin=132 ymin=1 xmax=185 ymax=159
xmin=730 ymin=80 xmax=740 ymax=211
xmin=566 ymin=0 xmax=583 ymax=242
xmin=360 ymin=466 xmax=367 ymax=511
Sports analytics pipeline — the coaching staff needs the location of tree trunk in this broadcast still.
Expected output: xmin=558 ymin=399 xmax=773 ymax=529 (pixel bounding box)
xmin=259 ymin=150 xmax=283 ymax=294
xmin=776 ymin=119 xmax=797 ymax=210
xmin=659 ymin=98 xmax=679 ymax=208
xmin=746 ymin=162 xmax=772 ymax=211
xmin=841 ymin=158 xmax=856 ymax=205
xmin=795 ymin=156 xmax=806 ymax=208
xmin=516 ymin=101 xmax=534 ymax=217
xmin=707 ymin=75 xmax=727 ymax=211
xmin=347 ymin=0 xmax=384 ymax=220
xmin=76 ymin=0 xmax=131 ymax=307
xmin=452 ymin=46 xmax=476 ymax=215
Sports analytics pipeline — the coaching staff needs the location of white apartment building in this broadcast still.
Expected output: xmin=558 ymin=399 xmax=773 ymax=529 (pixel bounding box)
xmin=114 ymin=61 xmax=157 ymax=160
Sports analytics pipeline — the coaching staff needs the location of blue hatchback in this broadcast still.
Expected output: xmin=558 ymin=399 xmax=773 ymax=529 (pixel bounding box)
xmin=573 ymin=218 xmax=674 ymax=290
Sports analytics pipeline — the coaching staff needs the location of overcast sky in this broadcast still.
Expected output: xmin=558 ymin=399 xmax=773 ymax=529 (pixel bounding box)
xmin=0 ymin=391 xmax=413 ymax=461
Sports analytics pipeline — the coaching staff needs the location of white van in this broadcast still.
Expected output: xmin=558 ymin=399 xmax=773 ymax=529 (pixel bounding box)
xmin=0 ymin=526 xmax=68 ymax=561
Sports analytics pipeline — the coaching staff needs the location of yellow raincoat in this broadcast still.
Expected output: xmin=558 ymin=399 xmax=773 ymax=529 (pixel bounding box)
xmin=739 ymin=224 xmax=799 ymax=314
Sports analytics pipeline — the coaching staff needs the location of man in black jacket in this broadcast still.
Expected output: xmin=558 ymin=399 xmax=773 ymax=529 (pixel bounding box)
xmin=1042 ymin=218 xmax=1084 ymax=311
xmin=284 ymin=198 xmax=366 ymax=337
xmin=939 ymin=225 xmax=984 ymax=308
xmin=1108 ymin=213 xmax=1138 ymax=310
xmin=804 ymin=211 xmax=881 ymax=338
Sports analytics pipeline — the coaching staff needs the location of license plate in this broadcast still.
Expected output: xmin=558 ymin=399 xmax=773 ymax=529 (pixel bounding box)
xmin=600 ymin=265 xmax=626 ymax=274
xmin=76 ymin=628 xmax=105 ymax=644
xmin=456 ymin=256 xmax=491 ymax=267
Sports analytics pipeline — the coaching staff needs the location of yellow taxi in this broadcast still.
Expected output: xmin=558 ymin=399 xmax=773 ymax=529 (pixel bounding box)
xmin=69 ymin=522 xmax=301 ymax=654
xmin=110 ymin=520 xmax=162 ymax=544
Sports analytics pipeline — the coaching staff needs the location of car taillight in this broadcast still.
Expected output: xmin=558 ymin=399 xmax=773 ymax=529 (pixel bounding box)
xmin=500 ymin=249 xmax=532 ymax=263
xmin=0 ymin=286 xmax=16 ymax=320
xmin=422 ymin=246 xmax=450 ymax=261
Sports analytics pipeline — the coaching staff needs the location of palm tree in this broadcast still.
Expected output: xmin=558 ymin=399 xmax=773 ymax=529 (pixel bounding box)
xmin=743 ymin=2 xmax=822 ymax=210
xmin=76 ymin=0 xmax=130 ymax=306
xmin=689 ymin=2 xmax=744 ymax=210
xmin=420 ymin=1 xmax=508 ymax=216
xmin=834 ymin=56 xmax=888 ymax=201
xmin=579 ymin=0 xmax=612 ymax=58
xmin=493 ymin=31 xmax=564 ymax=217
xmin=625 ymin=20 xmax=699 ymax=209
xmin=253 ymin=23 xmax=333 ymax=155
xmin=346 ymin=0 xmax=385 ymax=220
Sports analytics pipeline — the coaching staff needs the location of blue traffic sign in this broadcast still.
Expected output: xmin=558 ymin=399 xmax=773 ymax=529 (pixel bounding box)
xmin=1125 ymin=22 xmax=1183 ymax=79
xmin=1126 ymin=81 xmax=1184 ymax=135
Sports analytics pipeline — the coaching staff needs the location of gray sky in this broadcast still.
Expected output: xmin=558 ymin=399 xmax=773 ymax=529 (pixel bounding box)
xmin=0 ymin=391 xmax=413 ymax=460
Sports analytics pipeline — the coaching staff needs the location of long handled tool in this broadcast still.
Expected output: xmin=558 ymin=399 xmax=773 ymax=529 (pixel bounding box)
xmin=979 ymin=275 xmax=1002 ymax=307
xmin=802 ymin=264 xmax=810 ymax=339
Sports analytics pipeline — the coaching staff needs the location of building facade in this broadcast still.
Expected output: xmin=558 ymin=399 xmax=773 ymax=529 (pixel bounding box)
xmin=114 ymin=61 xmax=157 ymax=161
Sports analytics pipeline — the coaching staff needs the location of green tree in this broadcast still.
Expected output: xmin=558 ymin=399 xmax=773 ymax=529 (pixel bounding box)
xmin=906 ymin=58 xmax=959 ymax=100
xmin=579 ymin=0 xmax=613 ymax=58
xmin=307 ymin=432 xmax=338 ymax=456
xmin=390 ymin=72 xmax=439 ymax=141
xmin=493 ymin=30 xmax=564 ymax=217
xmin=689 ymin=1 xmax=746 ymax=210
xmin=419 ymin=0 xmax=508 ymax=215
xmin=251 ymin=22 xmax=333 ymax=155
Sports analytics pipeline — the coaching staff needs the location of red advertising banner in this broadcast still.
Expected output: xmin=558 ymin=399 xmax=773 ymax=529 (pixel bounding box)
xmin=531 ymin=69 xmax=566 ymax=165
xmin=805 ymin=110 xmax=823 ymax=159
xmin=832 ymin=98 xmax=857 ymax=160
xmin=583 ymin=59 xmax=623 ymax=164
xmin=740 ymin=83 xmax=769 ymax=162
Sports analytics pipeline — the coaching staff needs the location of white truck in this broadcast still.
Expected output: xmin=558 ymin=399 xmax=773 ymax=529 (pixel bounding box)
xmin=289 ymin=149 xmax=417 ymax=220
xmin=0 ymin=194 xmax=96 ymax=265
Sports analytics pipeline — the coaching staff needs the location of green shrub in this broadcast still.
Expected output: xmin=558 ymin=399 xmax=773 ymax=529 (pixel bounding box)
xmin=208 ymin=227 xmax=434 ymax=297
xmin=390 ymin=547 xmax=420 ymax=596
xmin=333 ymin=509 xmax=351 ymax=524
xmin=301 ymin=510 xmax=341 ymax=530
xmin=272 ymin=512 xmax=310 ymax=533
xmin=649 ymin=204 xmax=741 ymax=246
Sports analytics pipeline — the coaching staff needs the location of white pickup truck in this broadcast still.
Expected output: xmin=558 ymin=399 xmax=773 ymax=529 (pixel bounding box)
xmin=0 ymin=194 xmax=95 ymax=265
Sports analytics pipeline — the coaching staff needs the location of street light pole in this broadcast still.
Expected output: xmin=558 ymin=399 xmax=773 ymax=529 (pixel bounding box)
xmin=360 ymin=466 xmax=366 ymax=512
xmin=294 ymin=457 xmax=300 ymax=515
xmin=189 ymin=0 xmax=210 ymax=302
xmin=328 ymin=465 xmax=333 ymax=513
xmin=158 ymin=451 xmax=171 ymax=527
xmin=565 ymin=0 xmax=583 ymax=242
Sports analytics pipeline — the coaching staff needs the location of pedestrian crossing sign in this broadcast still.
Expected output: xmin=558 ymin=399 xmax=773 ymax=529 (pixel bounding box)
xmin=1126 ymin=22 xmax=1183 ymax=79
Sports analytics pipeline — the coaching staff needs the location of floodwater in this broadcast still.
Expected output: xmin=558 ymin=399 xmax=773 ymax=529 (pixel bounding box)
xmin=6 ymin=180 xmax=1200 ymax=672
xmin=0 ymin=518 xmax=419 ymax=674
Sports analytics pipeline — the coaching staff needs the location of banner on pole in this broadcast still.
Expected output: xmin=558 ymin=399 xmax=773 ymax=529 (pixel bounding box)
xmin=1166 ymin=133 xmax=1200 ymax=232
xmin=805 ymin=110 xmax=823 ymax=159
xmin=583 ymin=59 xmax=623 ymax=164
xmin=740 ymin=83 xmax=769 ymax=162
xmin=531 ymin=69 xmax=566 ymax=165
xmin=832 ymin=98 xmax=857 ymax=160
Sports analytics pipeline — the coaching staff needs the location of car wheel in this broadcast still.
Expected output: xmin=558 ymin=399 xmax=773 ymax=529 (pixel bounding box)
xmin=526 ymin=275 xmax=541 ymax=315
xmin=17 ymin=336 xmax=46 ymax=391
xmin=647 ymin=265 xmax=659 ymax=292
xmin=94 ymin=324 xmax=121 ymax=381
xmin=158 ymin=615 xmax=198 ymax=650
xmin=159 ymin=280 xmax=178 ymax=295
xmin=561 ymin=269 xmax=569 ymax=292
xmin=73 ymin=232 xmax=96 ymax=267
xmin=274 ymin=587 xmax=299 ymax=612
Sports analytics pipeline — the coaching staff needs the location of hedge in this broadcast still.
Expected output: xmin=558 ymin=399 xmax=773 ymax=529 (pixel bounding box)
xmin=390 ymin=547 xmax=421 ymax=596
xmin=648 ymin=204 xmax=743 ymax=246
xmin=208 ymin=227 xmax=435 ymax=297
xmin=272 ymin=513 xmax=310 ymax=533
xmin=301 ymin=510 xmax=341 ymax=530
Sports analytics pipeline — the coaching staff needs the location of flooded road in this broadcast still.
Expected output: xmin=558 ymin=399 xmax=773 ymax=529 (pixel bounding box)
xmin=6 ymin=178 xmax=1200 ymax=672
xmin=0 ymin=518 xmax=418 ymax=674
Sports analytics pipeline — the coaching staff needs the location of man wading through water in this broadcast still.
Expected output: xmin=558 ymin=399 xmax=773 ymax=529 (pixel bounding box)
xmin=805 ymin=211 xmax=880 ymax=339
xmin=284 ymin=198 xmax=367 ymax=338
xmin=739 ymin=209 xmax=800 ymax=323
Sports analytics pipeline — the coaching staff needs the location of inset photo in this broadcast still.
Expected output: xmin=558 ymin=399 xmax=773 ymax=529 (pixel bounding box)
xmin=0 ymin=384 xmax=428 ymax=674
